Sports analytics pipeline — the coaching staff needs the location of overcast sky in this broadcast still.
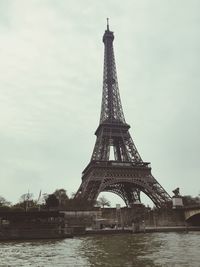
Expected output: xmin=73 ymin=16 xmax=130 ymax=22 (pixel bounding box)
xmin=0 ymin=0 xmax=199 ymax=206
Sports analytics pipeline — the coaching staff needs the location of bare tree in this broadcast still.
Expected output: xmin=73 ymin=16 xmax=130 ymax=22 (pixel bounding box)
xmin=0 ymin=196 xmax=11 ymax=207
xmin=18 ymin=192 xmax=35 ymax=211
xmin=97 ymin=195 xmax=111 ymax=208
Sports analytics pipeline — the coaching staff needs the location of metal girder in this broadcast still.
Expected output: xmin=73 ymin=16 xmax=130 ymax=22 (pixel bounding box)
xmin=75 ymin=23 xmax=171 ymax=208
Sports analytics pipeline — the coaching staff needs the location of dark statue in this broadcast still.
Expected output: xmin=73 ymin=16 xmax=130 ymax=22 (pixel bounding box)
xmin=172 ymin=188 xmax=180 ymax=197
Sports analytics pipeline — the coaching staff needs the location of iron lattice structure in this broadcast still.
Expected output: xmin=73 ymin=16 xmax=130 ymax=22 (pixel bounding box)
xmin=75 ymin=22 xmax=171 ymax=208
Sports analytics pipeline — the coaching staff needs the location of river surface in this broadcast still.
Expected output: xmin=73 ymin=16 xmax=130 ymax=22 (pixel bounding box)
xmin=0 ymin=232 xmax=199 ymax=267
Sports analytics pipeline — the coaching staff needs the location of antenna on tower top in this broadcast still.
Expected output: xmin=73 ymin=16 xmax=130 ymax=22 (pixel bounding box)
xmin=106 ymin=18 xmax=109 ymax=31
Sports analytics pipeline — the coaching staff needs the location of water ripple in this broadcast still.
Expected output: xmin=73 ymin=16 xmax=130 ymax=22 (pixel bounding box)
xmin=0 ymin=232 xmax=199 ymax=266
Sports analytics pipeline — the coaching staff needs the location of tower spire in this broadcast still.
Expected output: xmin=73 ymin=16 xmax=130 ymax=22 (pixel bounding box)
xmin=101 ymin=20 xmax=125 ymax=124
xmin=107 ymin=18 xmax=109 ymax=31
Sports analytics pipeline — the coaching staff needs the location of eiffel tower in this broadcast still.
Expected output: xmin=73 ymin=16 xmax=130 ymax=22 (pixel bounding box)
xmin=75 ymin=20 xmax=171 ymax=208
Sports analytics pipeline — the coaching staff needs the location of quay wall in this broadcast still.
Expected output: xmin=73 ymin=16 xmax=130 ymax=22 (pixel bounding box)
xmin=101 ymin=207 xmax=186 ymax=227
xmin=144 ymin=209 xmax=185 ymax=227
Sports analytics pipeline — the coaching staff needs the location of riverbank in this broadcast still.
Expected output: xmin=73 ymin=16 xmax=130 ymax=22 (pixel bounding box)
xmin=1 ymin=226 xmax=200 ymax=240
xmin=85 ymin=226 xmax=200 ymax=235
xmin=0 ymin=211 xmax=73 ymax=240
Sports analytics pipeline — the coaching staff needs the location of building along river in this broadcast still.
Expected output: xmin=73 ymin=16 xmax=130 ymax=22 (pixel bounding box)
xmin=0 ymin=232 xmax=199 ymax=267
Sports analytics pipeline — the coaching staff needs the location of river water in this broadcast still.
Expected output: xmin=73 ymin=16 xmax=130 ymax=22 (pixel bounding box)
xmin=0 ymin=232 xmax=199 ymax=267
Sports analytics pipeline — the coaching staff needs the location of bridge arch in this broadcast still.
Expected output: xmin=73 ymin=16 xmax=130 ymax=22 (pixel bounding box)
xmin=185 ymin=208 xmax=200 ymax=226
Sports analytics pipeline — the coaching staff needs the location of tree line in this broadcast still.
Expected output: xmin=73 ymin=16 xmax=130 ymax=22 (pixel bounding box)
xmin=0 ymin=189 xmax=111 ymax=211
xmin=1 ymin=190 xmax=199 ymax=211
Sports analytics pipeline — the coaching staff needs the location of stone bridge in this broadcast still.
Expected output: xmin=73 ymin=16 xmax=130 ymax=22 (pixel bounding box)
xmin=184 ymin=205 xmax=200 ymax=225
